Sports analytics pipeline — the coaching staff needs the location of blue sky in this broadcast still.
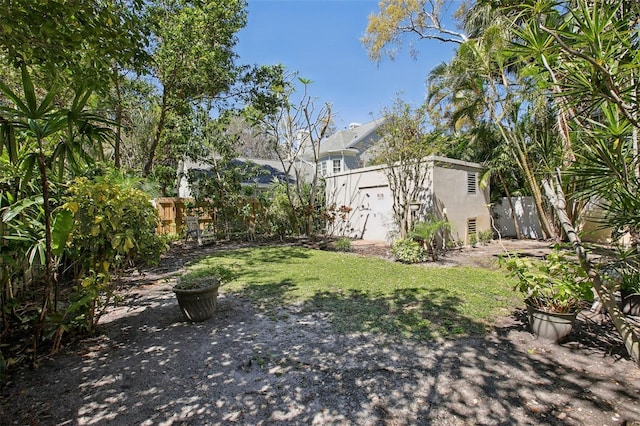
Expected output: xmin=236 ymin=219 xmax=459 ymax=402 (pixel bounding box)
xmin=236 ymin=0 xmax=458 ymax=130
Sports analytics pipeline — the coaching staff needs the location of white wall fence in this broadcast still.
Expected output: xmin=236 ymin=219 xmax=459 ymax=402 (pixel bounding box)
xmin=492 ymin=197 xmax=544 ymax=240
xmin=492 ymin=196 xmax=616 ymax=243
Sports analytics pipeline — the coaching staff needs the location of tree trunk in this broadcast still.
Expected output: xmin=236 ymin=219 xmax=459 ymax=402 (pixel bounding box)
xmin=496 ymin=123 xmax=556 ymax=239
xmin=35 ymin=138 xmax=55 ymax=366
xmin=114 ymin=71 xmax=123 ymax=169
xmin=516 ymin=145 xmax=555 ymax=240
xmin=542 ymin=171 xmax=640 ymax=366
xmin=144 ymin=89 xmax=168 ymax=176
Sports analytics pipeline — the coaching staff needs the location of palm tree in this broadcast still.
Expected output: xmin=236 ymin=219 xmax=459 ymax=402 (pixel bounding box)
xmin=427 ymin=26 xmax=559 ymax=239
xmin=507 ymin=0 xmax=640 ymax=364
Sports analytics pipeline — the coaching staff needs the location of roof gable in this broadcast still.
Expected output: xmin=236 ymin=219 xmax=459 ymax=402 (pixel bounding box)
xmin=319 ymin=118 xmax=385 ymax=156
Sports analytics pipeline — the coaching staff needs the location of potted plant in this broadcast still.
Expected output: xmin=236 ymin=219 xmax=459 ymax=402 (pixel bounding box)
xmin=606 ymin=247 xmax=640 ymax=316
xmin=501 ymin=249 xmax=592 ymax=342
xmin=173 ymin=265 xmax=236 ymax=322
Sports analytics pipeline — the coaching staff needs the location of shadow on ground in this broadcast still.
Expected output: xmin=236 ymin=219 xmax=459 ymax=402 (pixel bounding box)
xmin=2 ymin=243 xmax=639 ymax=425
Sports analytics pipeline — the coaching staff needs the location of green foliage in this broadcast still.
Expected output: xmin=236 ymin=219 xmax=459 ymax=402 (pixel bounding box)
xmin=177 ymin=264 xmax=239 ymax=290
xmin=603 ymin=247 xmax=640 ymax=295
xmin=469 ymin=233 xmax=478 ymax=247
xmin=501 ymin=250 xmax=592 ymax=313
xmin=63 ymin=173 xmax=167 ymax=327
xmin=244 ymin=75 xmax=331 ymax=237
xmin=141 ymin=0 xmax=285 ymax=175
xmin=267 ymin=182 xmax=297 ymax=237
xmin=478 ymin=229 xmax=493 ymax=245
xmin=187 ymin=157 xmax=269 ymax=240
xmin=335 ymin=237 xmax=352 ymax=252
xmin=508 ymin=0 xmax=640 ymax=242
xmin=392 ymin=238 xmax=424 ymax=264
xmin=409 ymin=217 xmax=451 ymax=261
xmin=374 ymin=99 xmax=440 ymax=237
xmin=0 ymin=65 xmax=120 ymax=365
xmin=0 ymin=0 xmax=148 ymax=87
xmin=66 ymin=174 xmax=166 ymax=271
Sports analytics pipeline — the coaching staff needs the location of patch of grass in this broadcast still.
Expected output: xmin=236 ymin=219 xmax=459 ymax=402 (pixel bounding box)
xmin=187 ymin=246 xmax=520 ymax=341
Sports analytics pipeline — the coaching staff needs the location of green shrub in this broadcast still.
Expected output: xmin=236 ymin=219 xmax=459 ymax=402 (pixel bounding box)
xmin=469 ymin=233 xmax=478 ymax=247
xmin=177 ymin=264 xmax=239 ymax=290
xmin=501 ymin=249 xmax=592 ymax=313
xmin=64 ymin=175 xmax=167 ymax=328
xmin=335 ymin=237 xmax=352 ymax=252
xmin=409 ymin=216 xmax=451 ymax=261
xmin=478 ymin=229 xmax=494 ymax=245
xmin=392 ymin=238 xmax=424 ymax=263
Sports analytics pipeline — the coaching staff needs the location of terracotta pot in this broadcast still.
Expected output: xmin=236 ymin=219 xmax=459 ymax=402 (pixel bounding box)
xmin=526 ymin=304 xmax=577 ymax=343
xmin=173 ymin=282 xmax=220 ymax=322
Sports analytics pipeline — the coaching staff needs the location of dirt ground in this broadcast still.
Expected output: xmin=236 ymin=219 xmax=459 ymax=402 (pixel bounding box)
xmin=2 ymin=239 xmax=640 ymax=425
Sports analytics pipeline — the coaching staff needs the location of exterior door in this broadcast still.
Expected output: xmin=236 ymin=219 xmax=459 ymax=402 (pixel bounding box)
xmin=359 ymin=185 xmax=395 ymax=241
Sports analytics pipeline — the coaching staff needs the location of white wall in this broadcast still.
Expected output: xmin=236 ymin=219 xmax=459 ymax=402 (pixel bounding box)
xmin=432 ymin=160 xmax=491 ymax=245
xmin=325 ymin=165 xmax=397 ymax=242
xmin=325 ymin=157 xmax=490 ymax=245
xmin=492 ymin=197 xmax=544 ymax=239
xmin=577 ymin=199 xmax=614 ymax=243
xmin=493 ymin=196 xmax=620 ymax=243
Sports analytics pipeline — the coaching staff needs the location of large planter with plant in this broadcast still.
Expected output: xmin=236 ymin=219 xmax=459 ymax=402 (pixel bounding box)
xmin=502 ymin=249 xmax=591 ymax=342
xmin=525 ymin=303 xmax=577 ymax=342
xmin=173 ymin=277 xmax=221 ymax=322
xmin=173 ymin=265 xmax=236 ymax=322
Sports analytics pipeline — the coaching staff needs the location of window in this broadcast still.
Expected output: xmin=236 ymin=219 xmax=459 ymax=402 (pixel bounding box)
xmin=319 ymin=161 xmax=327 ymax=176
xmin=332 ymin=159 xmax=342 ymax=174
xmin=467 ymin=172 xmax=477 ymax=194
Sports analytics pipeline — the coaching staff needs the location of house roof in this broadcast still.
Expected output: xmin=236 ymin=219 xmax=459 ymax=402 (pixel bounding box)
xmin=181 ymin=157 xmax=295 ymax=186
xmin=319 ymin=118 xmax=386 ymax=157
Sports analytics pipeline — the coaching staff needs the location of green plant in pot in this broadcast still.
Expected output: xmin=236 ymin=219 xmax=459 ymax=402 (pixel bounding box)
xmin=501 ymin=249 xmax=592 ymax=342
xmin=173 ymin=265 xmax=237 ymax=322
xmin=603 ymin=246 xmax=640 ymax=315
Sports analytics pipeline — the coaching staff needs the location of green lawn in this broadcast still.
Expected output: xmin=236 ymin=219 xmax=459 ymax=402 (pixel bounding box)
xmin=182 ymin=246 xmax=521 ymax=341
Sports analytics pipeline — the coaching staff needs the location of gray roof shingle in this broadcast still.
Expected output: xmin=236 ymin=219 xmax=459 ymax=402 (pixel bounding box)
xmin=319 ymin=118 xmax=385 ymax=156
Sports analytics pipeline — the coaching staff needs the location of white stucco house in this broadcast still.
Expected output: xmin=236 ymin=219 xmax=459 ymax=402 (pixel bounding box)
xmin=324 ymin=155 xmax=491 ymax=245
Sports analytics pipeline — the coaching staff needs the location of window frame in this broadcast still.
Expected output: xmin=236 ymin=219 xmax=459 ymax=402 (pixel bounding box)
xmin=332 ymin=159 xmax=342 ymax=174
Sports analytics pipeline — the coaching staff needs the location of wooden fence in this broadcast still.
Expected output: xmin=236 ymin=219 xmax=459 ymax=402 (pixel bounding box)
xmin=154 ymin=197 xmax=254 ymax=240
xmin=154 ymin=197 xmax=190 ymax=235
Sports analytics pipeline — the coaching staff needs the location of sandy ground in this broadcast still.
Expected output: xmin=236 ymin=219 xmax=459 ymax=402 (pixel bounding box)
xmin=1 ymin=239 xmax=640 ymax=425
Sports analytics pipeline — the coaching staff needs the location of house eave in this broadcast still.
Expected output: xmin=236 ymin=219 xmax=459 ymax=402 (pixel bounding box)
xmin=322 ymin=148 xmax=359 ymax=157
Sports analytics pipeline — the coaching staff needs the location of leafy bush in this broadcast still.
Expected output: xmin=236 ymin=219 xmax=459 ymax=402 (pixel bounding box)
xmin=501 ymin=249 xmax=592 ymax=313
xmin=409 ymin=216 xmax=451 ymax=261
xmin=64 ymin=175 xmax=167 ymax=328
xmin=335 ymin=237 xmax=352 ymax=252
xmin=478 ymin=229 xmax=494 ymax=245
xmin=392 ymin=238 xmax=424 ymax=263
xmin=602 ymin=246 xmax=640 ymax=295
xmin=176 ymin=264 xmax=238 ymax=290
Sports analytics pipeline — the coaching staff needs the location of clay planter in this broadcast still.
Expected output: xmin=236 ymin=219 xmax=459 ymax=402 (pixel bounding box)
xmin=526 ymin=304 xmax=577 ymax=342
xmin=173 ymin=280 xmax=220 ymax=322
